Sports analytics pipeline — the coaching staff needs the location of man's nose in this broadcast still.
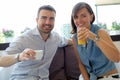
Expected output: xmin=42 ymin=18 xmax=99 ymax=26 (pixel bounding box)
xmin=45 ymin=18 xmax=51 ymax=24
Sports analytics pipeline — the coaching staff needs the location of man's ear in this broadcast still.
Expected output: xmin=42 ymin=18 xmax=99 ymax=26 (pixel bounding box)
xmin=36 ymin=18 xmax=38 ymax=23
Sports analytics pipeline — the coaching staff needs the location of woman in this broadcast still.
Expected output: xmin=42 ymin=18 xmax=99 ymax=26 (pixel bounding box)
xmin=71 ymin=2 xmax=120 ymax=80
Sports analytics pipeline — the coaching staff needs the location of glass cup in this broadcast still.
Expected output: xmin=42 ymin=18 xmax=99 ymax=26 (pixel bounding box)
xmin=77 ymin=27 xmax=86 ymax=46
xmin=78 ymin=39 xmax=86 ymax=45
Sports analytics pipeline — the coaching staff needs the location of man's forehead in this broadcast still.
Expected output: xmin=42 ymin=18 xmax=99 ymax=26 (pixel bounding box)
xmin=39 ymin=10 xmax=56 ymax=17
xmin=40 ymin=9 xmax=55 ymax=14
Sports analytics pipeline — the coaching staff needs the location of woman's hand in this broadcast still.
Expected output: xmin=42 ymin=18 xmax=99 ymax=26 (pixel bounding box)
xmin=77 ymin=27 xmax=96 ymax=41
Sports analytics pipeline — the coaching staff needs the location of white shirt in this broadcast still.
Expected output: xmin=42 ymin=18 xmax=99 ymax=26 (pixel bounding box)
xmin=4 ymin=27 xmax=68 ymax=80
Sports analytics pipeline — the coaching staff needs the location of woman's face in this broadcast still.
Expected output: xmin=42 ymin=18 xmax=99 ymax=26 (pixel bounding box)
xmin=73 ymin=7 xmax=93 ymax=29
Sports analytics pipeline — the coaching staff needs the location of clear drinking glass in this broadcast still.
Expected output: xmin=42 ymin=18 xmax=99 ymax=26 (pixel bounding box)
xmin=77 ymin=27 xmax=86 ymax=47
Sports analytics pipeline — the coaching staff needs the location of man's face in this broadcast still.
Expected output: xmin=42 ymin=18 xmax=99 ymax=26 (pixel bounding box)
xmin=36 ymin=9 xmax=56 ymax=34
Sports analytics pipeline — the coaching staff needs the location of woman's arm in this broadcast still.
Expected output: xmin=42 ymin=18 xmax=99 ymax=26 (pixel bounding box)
xmin=87 ymin=29 xmax=120 ymax=62
xmin=72 ymin=37 xmax=89 ymax=80
xmin=96 ymin=30 xmax=120 ymax=62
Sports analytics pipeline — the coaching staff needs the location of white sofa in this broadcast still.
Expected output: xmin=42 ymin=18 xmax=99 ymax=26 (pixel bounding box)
xmin=0 ymin=41 xmax=120 ymax=80
xmin=0 ymin=66 xmax=13 ymax=80
xmin=0 ymin=63 xmax=119 ymax=80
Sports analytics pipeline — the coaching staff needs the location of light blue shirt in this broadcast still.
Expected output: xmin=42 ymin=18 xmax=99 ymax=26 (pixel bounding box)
xmin=74 ymin=24 xmax=116 ymax=80
xmin=3 ymin=27 xmax=68 ymax=80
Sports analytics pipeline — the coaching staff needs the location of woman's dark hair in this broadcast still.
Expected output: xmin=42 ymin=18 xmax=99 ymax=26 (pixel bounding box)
xmin=71 ymin=2 xmax=95 ymax=34
xmin=37 ymin=5 xmax=56 ymax=18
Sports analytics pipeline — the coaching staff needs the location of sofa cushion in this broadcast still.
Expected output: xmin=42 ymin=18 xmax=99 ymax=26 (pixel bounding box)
xmin=49 ymin=45 xmax=81 ymax=80
xmin=64 ymin=45 xmax=81 ymax=79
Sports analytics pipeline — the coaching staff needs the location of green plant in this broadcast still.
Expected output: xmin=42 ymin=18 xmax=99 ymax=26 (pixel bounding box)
xmin=2 ymin=29 xmax=14 ymax=37
xmin=111 ymin=21 xmax=120 ymax=30
xmin=98 ymin=22 xmax=107 ymax=29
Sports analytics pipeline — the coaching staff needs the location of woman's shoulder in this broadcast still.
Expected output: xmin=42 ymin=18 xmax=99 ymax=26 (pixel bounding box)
xmin=98 ymin=29 xmax=109 ymax=36
xmin=92 ymin=24 xmax=101 ymax=29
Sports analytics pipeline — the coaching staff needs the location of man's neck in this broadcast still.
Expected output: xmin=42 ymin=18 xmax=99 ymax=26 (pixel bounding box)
xmin=40 ymin=32 xmax=50 ymax=41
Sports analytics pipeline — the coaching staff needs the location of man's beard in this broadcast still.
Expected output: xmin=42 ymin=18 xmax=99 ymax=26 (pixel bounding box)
xmin=40 ymin=29 xmax=51 ymax=34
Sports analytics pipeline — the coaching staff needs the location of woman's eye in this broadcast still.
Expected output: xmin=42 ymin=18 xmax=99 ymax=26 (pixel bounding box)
xmin=81 ymin=14 xmax=86 ymax=18
xmin=74 ymin=16 xmax=78 ymax=19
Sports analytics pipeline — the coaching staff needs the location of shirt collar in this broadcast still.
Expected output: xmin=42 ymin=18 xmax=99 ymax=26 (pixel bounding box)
xmin=32 ymin=26 xmax=52 ymax=40
xmin=32 ymin=26 xmax=40 ymax=35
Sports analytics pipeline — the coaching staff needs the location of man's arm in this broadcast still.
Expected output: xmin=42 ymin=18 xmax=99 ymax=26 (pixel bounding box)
xmin=0 ymin=48 xmax=37 ymax=67
xmin=68 ymin=39 xmax=73 ymax=45
xmin=0 ymin=54 xmax=18 ymax=67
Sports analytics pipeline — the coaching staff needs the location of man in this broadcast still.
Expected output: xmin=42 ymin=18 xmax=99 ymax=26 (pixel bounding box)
xmin=2 ymin=5 xmax=72 ymax=80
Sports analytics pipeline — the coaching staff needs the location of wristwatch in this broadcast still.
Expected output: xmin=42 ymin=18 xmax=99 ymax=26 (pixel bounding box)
xmin=14 ymin=54 xmax=21 ymax=62
xmin=93 ymin=35 xmax=100 ymax=42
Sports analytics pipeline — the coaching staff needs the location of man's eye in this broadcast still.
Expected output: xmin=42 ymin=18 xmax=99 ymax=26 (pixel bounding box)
xmin=50 ymin=17 xmax=55 ymax=21
xmin=41 ymin=17 xmax=47 ymax=19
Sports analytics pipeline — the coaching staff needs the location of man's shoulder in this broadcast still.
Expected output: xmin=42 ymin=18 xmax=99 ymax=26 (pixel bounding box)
xmin=51 ymin=31 xmax=60 ymax=37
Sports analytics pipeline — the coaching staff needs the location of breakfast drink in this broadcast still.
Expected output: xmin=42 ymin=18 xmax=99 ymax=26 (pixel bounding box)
xmin=78 ymin=39 xmax=86 ymax=45
xmin=77 ymin=27 xmax=86 ymax=46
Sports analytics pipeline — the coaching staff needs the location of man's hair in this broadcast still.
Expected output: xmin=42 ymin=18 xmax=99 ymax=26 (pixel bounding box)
xmin=37 ymin=5 xmax=56 ymax=18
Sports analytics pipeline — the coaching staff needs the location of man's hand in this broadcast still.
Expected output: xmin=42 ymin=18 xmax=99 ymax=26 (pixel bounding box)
xmin=19 ymin=48 xmax=36 ymax=61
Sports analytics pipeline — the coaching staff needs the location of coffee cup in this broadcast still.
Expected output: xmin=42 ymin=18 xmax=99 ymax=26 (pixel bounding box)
xmin=35 ymin=50 xmax=43 ymax=60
